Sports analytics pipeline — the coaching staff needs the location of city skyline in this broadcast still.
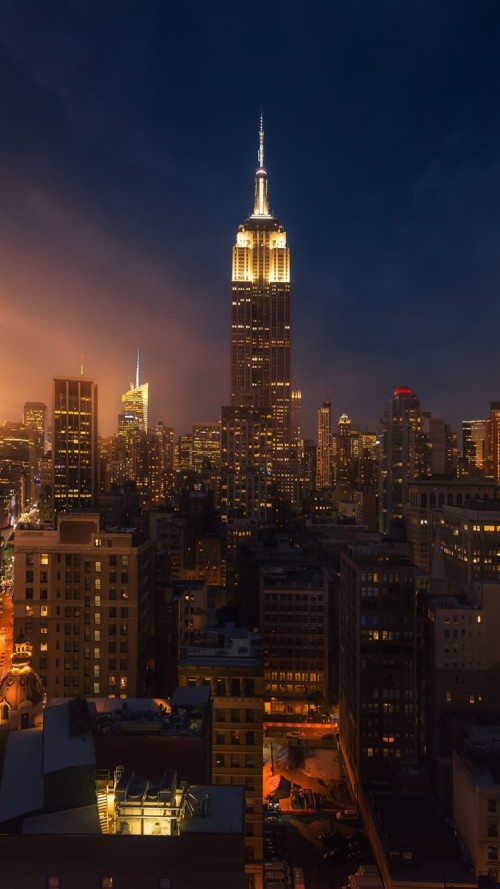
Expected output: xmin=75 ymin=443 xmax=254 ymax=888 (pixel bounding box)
xmin=0 ymin=3 xmax=498 ymax=437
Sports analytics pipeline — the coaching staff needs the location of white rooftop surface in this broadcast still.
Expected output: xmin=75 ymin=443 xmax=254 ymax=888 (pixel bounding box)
xmin=43 ymin=701 xmax=96 ymax=774
xmin=23 ymin=803 xmax=101 ymax=834
xmin=0 ymin=728 xmax=44 ymax=823
xmin=183 ymin=785 xmax=244 ymax=834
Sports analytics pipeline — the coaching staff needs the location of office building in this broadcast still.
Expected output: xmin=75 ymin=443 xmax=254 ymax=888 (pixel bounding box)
xmin=339 ymin=545 xmax=418 ymax=784
xmin=0 ymin=421 xmax=31 ymax=519
xmin=379 ymin=386 xmax=428 ymax=532
xmin=260 ymin=562 xmax=329 ymax=717
xmin=454 ymin=734 xmax=500 ymax=885
xmin=463 ymin=419 xmax=486 ymax=472
xmin=178 ymin=630 xmax=264 ymax=888
xmin=220 ymin=404 xmax=273 ymax=522
xmin=23 ymin=401 xmax=46 ymax=506
xmin=222 ymin=118 xmax=292 ymax=520
xmin=52 ymin=377 xmax=98 ymax=515
xmin=316 ymin=401 xmax=332 ymax=490
xmin=191 ymin=422 xmax=221 ymax=475
xmin=407 ymin=478 xmax=496 ymax=573
xmin=485 ymin=403 xmax=500 ymax=482
xmin=13 ymin=513 xmax=154 ymax=700
xmin=336 ymin=412 xmax=355 ymax=502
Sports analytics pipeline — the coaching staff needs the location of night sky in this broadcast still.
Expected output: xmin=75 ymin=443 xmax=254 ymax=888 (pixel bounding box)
xmin=1 ymin=1 xmax=499 ymax=438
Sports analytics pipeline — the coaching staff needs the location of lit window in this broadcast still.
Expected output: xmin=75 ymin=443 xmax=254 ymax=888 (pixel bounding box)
xmin=93 ymin=682 xmax=100 ymax=694
xmin=95 ymin=561 xmax=101 ymax=573
xmin=101 ymin=878 xmax=113 ymax=888
xmin=119 ymin=676 xmax=127 ymax=689
xmin=41 ymin=605 xmax=48 ymax=617
xmin=47 ymin=879 xmax=60 ymax=889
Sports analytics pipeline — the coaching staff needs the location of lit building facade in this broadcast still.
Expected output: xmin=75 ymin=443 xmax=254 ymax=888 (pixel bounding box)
xmin=407 ymin=479 xmax=496 ymax=573
xmin=191 ymin=423 xmax=221 ymax=475
xmin=485 ymin=403 xmax=500 ymax=482
xmin=52 ymin=377 xmax=98 ymax=516
xmin=316 ymin=401 xmax=332 ymax=490
xmin=260 ymin=562 xmax=329 ymax=716
xmin=220 ymin=405 xmax=273 ymax=522
xmin=0 ymin=421 xmax=31 ymax=519
xmin=336 ymin=412 xmax=355 ymax=502
xmin=178 ymin=635 xmax=264 ymax=888
xmin=463 ymin=418 xmax=486 ymax=472
xmin=23 ymin=401 xmax=46 ymax=506
xmin=222 ymin=118 xmax=292 ymax=521
xmin=13 ymin=513 xmax=154 ymax=700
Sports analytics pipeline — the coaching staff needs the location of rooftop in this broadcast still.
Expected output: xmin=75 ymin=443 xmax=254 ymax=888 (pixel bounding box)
xmin=372 ymin=792 xmax=475 ymax=887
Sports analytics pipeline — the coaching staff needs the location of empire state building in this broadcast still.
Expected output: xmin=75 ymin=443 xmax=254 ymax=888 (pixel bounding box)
xmin=221 ymin=119 xmax=292 ymax=521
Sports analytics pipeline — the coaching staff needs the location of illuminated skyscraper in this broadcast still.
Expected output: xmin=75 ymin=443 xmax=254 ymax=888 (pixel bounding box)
xmin=23 ymin=401 xmax=46 ymax=506
xmin=484 ymin=402 xmax=500 ymax=482
xmin=463 ymin=418 xmax=486 ymax=471
xmin=222 ymin=118 xmax=292 ymax=520
xmin=118 ymin=350 xmax=149 ymax=483
xmin=316 ymin=401 xmax=332 ymax=490
xmin=52 ymin=377 xmax=98 ymax=515
xmin=336 ymin=412 xmax=354 ymax=501
xmin=120 ymin=349 xmax=149 ymax=433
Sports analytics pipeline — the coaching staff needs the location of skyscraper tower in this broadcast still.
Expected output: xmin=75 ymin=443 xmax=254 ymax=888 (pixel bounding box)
xmin=23 ymin=401 xmax=46 ymax=507
xmin=223 ymin=117 xmax=292 ymax=518
xmin=380 ymin=386 xmax=427 ymax=533
xmin=316 ymin=401 xmax=332 ymax=490
xmin=52 ymin=377 xmax=98 ymax=516
xmin=120 ymin=349 xmax=149 ymax=433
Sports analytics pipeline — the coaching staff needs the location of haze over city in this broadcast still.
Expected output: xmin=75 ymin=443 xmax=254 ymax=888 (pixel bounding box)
xmin=1 ymin=1 xmax=499 ymax=436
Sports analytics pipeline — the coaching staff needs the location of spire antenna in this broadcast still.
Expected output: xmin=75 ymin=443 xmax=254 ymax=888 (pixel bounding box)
xmin=135 ymin=348 xmax=140 ymax=389
xmin=258 ymin=113 xmax=264 ymax=169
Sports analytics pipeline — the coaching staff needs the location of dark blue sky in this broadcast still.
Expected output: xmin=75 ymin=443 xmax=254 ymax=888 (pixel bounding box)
xmin=1 ymin=1 xmax=499 ymax=437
